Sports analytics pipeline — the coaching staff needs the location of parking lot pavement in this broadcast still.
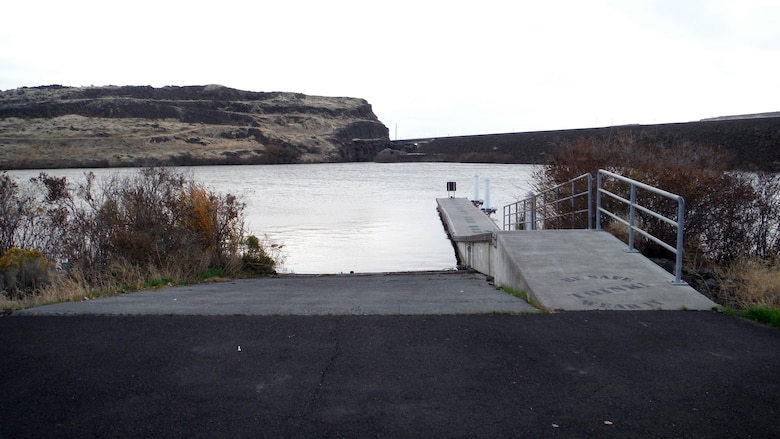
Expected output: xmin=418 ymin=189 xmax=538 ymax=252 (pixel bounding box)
xmin=2 ymin=310 xmax=779 ymax=437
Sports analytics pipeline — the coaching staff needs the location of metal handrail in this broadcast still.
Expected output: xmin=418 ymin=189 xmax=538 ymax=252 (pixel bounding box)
xmin=503 ymin=174 xmax=592 ymax=231
xmin=502 ymin=197 xmax=534 ymax=230
xmin=500 ymin=170 xmax=687 ymax=284
xmin=597 ymin=169 xmax=686 ymax=285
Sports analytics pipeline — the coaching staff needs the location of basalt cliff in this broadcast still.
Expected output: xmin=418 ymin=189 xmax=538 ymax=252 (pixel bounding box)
xmin=0 ymin=85 xmax=391 ymax=169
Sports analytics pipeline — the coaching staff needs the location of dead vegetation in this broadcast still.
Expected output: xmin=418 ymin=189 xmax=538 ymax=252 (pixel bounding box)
xmin=717 ymin=259 xmax=780 ymax=309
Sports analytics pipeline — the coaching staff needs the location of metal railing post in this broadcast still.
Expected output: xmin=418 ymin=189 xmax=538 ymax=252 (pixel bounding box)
xmin=570 ymin=180 xmax=576 ymax=228
xmin=596 ymin=169 xmax=687 ymax=285
xmin=596 ymin=172 xmax=603 ymax=231
xmin=587 ymin=174 xmax=593 ymax=230
xmin=501 ymin=174 xmax=592 ymax=232
xmin=674 ymin=197 xmax=686 ymax=284
xmin=628 ymin=184 xmax=637 ymax=252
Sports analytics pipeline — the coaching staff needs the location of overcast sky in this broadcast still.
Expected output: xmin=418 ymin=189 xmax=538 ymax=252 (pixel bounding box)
xmin=2 ymin=0 xmax=779 ymax=139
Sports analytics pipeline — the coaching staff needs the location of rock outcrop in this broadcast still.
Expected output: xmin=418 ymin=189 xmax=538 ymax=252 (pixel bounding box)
xmin=0 ymin=85 xmax=390 ymax=169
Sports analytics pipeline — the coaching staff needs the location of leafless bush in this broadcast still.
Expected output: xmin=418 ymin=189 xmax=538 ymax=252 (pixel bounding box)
xmin=0 ymin=172 xmax=77 ymax=258
xmin=536 ymin=134 xmax=780 ymax=264
xmin=0 ymin=168 xmax=277 ymax=307
xmin=67 ymin=168 xmax=251 ymax=280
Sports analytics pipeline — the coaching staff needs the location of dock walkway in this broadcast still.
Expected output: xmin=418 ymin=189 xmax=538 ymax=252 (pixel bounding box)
xmin=437 ymin=197 xmax=718 ymax=311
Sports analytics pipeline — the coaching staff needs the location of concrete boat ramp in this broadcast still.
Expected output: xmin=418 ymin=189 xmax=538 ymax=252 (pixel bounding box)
xmin=437 ymin=197 xmax=718 ymax=311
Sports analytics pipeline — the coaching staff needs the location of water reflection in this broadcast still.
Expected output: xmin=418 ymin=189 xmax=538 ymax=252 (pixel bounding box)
xmin=9 ymin=163 xmax=537 ymax=273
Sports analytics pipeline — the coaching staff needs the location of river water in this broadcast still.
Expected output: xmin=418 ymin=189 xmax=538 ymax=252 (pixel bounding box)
xmin=8 ymin=163 xmax=538 ymax=273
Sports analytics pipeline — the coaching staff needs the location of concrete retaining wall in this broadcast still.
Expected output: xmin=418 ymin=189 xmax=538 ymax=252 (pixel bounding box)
xmin=437 ymin=198 xmax=499 ymax=273
xmin=455 ymin=240 xmax=494 ymax=275
xmin=490 ymin=232 xmax=528 ymax=293
xmin=437 ymin=198 xmax=546 ymax=303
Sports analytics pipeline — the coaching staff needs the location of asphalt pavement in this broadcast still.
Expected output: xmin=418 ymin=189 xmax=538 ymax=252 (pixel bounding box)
xmin=2 ymin=273 xmax=779 ymax=438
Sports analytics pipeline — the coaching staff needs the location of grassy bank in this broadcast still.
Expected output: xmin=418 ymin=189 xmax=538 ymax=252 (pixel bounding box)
xmin=727 ymin=307 xmax=780 ymax=329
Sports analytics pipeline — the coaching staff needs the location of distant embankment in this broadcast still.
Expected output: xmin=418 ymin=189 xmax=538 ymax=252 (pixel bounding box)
xmin=391 ymin=116 xmax=780 ymax=171
xmin=2 ymin=85 xmax=777 ymax=170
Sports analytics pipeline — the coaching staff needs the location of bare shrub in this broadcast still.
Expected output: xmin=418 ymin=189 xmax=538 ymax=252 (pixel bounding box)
xmin=0 ymin=167 xmax=277 ymax=309
xmin=747 ymin=172 xmax=780 ymax=259
xmin=0 ymin=172 xmax=36 ymax=254
xmin=536 ymin=133 xmax=767 ymax=263
xmin=0 ymin=172 xmax=78 ymax=259
xmin=67 ymin=168 xmax=252 ymax=280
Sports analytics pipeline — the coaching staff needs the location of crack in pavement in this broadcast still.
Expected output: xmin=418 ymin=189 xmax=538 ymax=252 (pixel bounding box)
xmin=305 ymin=317 xmax=344 ymax=421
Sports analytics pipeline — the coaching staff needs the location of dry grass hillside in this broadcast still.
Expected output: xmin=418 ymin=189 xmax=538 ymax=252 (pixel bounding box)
xmin=0 ymin=85 xmax=390 ymax=169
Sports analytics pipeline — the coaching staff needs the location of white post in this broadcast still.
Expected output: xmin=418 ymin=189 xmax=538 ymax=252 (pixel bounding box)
xmin=525 ymin=190 xmax=534 ymax=230
xmin=484 ymin=178 xmax=491 ymax=211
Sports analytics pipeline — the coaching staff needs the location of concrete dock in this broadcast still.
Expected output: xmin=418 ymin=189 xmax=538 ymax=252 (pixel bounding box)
xmin=437 ymin=197 xmax=719 ymax=311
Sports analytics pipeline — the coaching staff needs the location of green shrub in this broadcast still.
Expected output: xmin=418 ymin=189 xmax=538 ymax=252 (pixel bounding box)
xmin=241 ymin=234 xmax=276 ymax=275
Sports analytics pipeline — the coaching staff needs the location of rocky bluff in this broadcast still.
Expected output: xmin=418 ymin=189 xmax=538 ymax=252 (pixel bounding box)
xmin=0 ymin=85 xmax=391 ymax=169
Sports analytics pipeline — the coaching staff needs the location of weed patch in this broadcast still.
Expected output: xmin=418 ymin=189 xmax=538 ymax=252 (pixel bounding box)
xmin=143 ymin=277 xmax=174 ymax=289
xmin=198 ymin=268 xmax=227 ymax=281
xmin=742 ymin=307 xmax=780 ymax=328
xmin=500 ymin=285 xmax=546 ymax=312
xmin=727 ymin=307 xmax=780 ymax=329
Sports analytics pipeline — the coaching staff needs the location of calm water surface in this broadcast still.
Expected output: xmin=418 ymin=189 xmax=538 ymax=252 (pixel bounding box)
xmin=9 ymin=163 xmax=537 ymax=273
